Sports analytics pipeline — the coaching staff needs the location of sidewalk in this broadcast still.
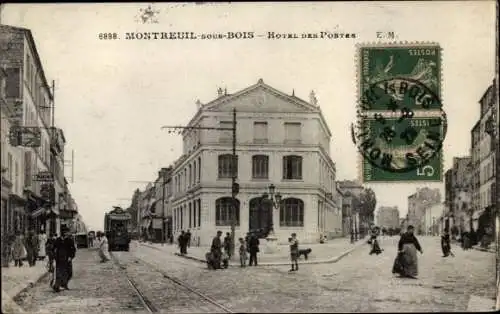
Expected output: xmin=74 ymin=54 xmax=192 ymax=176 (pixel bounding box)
xmin=138 ymin=236 xmax=368 ymax=266
xmin=1 ymin=261 xmax=48 ymax=313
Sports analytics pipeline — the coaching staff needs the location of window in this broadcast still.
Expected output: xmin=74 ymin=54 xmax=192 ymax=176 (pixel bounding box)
xmin=5 ymin=67 xmax=20 ymax=98
xmin=219 ymin=121 xmax=233 ymax=142
xmin=253 ymin=122 xmax=268 ymax=143
xmin=284 ymin=122 xmax=301 ymax=143
xmin=283 ymin=155 xmax=302 ymax=180
xmin=197 ymin=199 xmax=201 ymax=227
xmin=280 ymin=198 xmax=304 ymax=227
xmin=14 ymin=161 xmax=19 ymax=193
xmin=180 ymin=206 xmax=184 ymax=230
xmin=189 ymin=202 xmax=192 ymax=228
xmin=198 ymin=157 xmax=201 ymax=182
xmin=192 ymin=201 xmax=196 ymax=228
xmin=188 ymin=165 xmax=192 ymax=187
xmin=193 ymin=162 xmax=197 ymax=184
xmin=218 ymin=154 xmax=238 ymax=178
xmin=252 ymin=155 xmax=269 ymax=179
xmin=7 ymin=153 xmax=13 ymax=181
xmin=215 ymin=197 xmax=240 ymax=226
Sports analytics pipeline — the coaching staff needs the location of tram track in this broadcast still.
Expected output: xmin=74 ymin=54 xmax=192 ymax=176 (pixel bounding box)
xmin=109 ymin=252 xmax=157 ymax=313
xmin=110 ymin=251 xmax=234 ymax=313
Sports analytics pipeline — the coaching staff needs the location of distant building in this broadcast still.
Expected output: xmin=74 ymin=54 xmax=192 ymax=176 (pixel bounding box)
xmin=444 ymin=157 xmax=473 ymax=234
xmin=338 ymin=180 xmax=365 ymax=237
xmin=423 ymin=202 xmax=444 ymax=236
xmin=376 ymin=206 xmax=400 ymax=229
xmin=407 ymin=187 xmax=441 ymax=235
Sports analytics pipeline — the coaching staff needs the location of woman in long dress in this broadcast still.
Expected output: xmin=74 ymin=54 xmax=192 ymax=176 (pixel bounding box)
xmin=38 ymin=231 xmax=47 ymax=261
xmin=97 ymin=231 xmax=110 ymax=263
xmin=394 ymin=225 xmax=423 ymax=278
xmin=11 ymin=233 xmax=26 ymax=267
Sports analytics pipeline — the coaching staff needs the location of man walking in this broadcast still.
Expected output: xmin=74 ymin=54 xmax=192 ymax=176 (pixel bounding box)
xmin=25 ymin=230 xmax=39 ymax=267
xmin=185 ymin=229 xmax=192 ymax=248
xmin=211 ymin=231 xmax=223 ymax=269
xmin=178 ymin=230 xmax=187 ymax=254
xmin=52 ymin=227 xmax=76 ymax=292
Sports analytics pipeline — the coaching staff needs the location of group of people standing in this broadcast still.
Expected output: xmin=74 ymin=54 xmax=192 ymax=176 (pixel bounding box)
xmin=10 ymin=230 xmax=51 ymax=267
xmin=206 ymin=231 xmax=261 ymax=269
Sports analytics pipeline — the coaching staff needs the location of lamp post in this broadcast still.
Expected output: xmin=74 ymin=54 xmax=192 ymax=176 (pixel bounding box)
xmin=259 ymin=183 xmax=282 ymax=253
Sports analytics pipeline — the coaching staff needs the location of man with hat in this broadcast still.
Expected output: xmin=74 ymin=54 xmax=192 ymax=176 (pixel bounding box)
xmin=210 ymin=230 xmax=223 ymax=269
xmin=52 ymin=226 xmax=76 ymax=292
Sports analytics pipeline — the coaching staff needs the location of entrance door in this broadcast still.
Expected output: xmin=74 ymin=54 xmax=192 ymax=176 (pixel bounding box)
xmin=249 ymin=197 xmax=270 ymax=234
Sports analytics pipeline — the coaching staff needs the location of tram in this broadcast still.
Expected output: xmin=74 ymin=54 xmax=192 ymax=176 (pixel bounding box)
xmin=104 ymin=206 xmax=132 ymax=251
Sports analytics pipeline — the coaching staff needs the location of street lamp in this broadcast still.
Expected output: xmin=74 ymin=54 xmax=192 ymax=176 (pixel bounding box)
xmin=260 ymin=184 xmax=282 ymax=236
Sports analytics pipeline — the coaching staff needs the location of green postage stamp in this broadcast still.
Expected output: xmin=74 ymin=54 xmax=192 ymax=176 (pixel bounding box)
xmin=352 ymin=43 xmax=446 ymax=183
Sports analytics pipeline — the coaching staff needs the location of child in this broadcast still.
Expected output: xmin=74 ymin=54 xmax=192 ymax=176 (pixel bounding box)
xmin=221 ymin=250 xmax=229 ymax=269
xmin=239 ymin=237 xmax=247 ymax=267
xmin=289 ymin=233 xmax=299 ymax=272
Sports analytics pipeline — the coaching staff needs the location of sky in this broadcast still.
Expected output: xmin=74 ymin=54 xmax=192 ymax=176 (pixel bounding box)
xmin=1 ymin=2 xmax=496 ymax=232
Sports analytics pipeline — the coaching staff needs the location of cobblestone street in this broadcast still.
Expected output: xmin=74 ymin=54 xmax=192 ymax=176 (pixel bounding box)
xmin=13 ymin=248 xmax=146 ymax=314
xmin=5 ymin=237 xmax=496 ymax=313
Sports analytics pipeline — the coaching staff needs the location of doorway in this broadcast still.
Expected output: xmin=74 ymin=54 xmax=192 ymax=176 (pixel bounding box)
xmin=249 ymin=197 xmax=270 ymax=235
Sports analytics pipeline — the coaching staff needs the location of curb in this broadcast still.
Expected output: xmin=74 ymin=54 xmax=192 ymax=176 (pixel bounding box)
xmin=1 ymin=270 xmax=49 ymax=313
xmin=141 ymin=240 xmax=366 ymax=267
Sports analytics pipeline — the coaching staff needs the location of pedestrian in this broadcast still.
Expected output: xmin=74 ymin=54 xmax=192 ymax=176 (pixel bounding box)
xmin=52 ymin=227 xmax=76 ymax=292
xmin=185 ymin=229 xmax=192 ymax=248
xmin=88 ymin=232 xmax=94 ymax=248
xmin=25 ymin=230 xmax=39 ymax=267
xmin=178 ymin=230 xmax=187 ymax=254
xmin=462 ymin=231 xmax=471 ymax=250
xmin=441 ymin=231 xmax=451 ymax=257
xmin=46 ymin=233 xmax=57 ymax=268
xmin=248 ymin=232 xmax=260 ymax=266
xmin=289 ymin=233 xmax=299 ymax=272
xmin=11 ymin=232 xmax=26 ymax=267
xmin=223 ymin=232 xmax=232 ymax=258
xmin=210 ymin=231 xmax=223 ymax=269
xmin=369 ymin=227 xmax=383 ymax=255
xmin=394 ymin=225 xmax=423 ymax=279
xmin=38 ymin=230 xmax=47 ymax=261
xmin=97 ymin=231 xmax=110 ymax=263
xmin=238 ymin=237 xmax=247 ymax=267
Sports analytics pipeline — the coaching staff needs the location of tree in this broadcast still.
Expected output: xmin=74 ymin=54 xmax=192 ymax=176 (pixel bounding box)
xmin=359 ymin=188 xmax=377 ymax=222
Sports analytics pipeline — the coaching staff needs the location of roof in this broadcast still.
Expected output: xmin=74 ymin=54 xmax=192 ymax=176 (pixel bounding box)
xmin=185 ymin=79 xmax=332 ymax=137
xmin=0 ymin=25 xmax=53 ymax=100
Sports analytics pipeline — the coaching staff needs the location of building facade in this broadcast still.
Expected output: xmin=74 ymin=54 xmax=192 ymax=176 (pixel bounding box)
xmin=423 ymin=202 xmax=444 ymax=236
xmin=376 ymin=206 xmax=400 ymax=229
xmin=337 ymin=180 xmax=364 ymax=236
xmin=0 ymin=25 xmax=61 ymax=236
xmin=407 ymin=187 xmax=441 ymax=235
xmin=138 ymin=183 xmax=156 ymax=241
xmin=444 ymin=157 xmax=473 ymax=234
xmin=470 ymin=80 xmax=497 ymax=233
xmin=171 ymin=79 xmax=340 ymax=245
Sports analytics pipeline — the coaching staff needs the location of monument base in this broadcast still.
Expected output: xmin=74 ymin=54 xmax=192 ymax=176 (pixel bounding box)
xmin=264 ymin=233 xmax=279 ymax=254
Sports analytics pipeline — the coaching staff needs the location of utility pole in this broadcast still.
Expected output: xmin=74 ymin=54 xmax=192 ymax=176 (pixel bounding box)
xmin=162 ymin=107 xmax=238 ymax=259
xmin=230 ymin=108 xmax=237 ymax=258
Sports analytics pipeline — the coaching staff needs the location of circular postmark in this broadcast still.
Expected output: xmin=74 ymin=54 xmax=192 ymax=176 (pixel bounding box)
xmin=352 ymin=77 xmax=447 ymax=173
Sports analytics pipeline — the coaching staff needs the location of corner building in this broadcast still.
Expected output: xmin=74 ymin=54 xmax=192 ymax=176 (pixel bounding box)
xmin=171 ymin=79 xmax=340 ymax=246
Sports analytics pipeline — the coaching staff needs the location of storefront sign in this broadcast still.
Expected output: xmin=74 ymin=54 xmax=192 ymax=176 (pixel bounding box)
xmin=34 ymin=171 xmax=54 ymax=182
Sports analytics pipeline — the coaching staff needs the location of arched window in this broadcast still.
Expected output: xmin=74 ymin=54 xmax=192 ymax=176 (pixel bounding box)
xmin=215 ymin=197 xmax=240 ymax=226
xmin=252 ymin=155 xmax=269 ymax=179
xmin=218 ymin=154 xmax=238 ymax=178
xmin=280 ymin=198 xmax=304 ymax=227
xmin=283 ymin=155 xmax=302 ymax=180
